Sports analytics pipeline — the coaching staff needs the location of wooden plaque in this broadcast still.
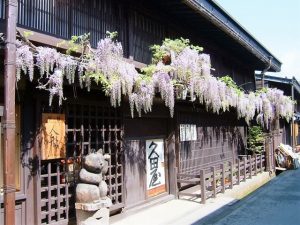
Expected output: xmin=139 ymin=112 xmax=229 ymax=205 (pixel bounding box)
xmin=41 ymin=113 xmax=66 ymax=160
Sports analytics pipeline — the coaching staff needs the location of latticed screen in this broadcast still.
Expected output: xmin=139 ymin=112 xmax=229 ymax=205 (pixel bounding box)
xmin=40 ymin=102 xmax=124 ymax=224
xmin=40 ymin=161 xmax=69 ymax=224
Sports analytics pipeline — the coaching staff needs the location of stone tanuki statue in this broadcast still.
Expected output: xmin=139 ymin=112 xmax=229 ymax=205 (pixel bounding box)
xmin=75 ymin=149 xmax=112 ymax=225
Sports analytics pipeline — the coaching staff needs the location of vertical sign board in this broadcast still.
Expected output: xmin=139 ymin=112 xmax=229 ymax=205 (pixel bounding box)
xmin=146 ymin=139 xmax=166 ymax=197
xmin=180 ymin=124 xmax=197 ymax=141
xmin=41 ymin=113 xmax=66 ymax=160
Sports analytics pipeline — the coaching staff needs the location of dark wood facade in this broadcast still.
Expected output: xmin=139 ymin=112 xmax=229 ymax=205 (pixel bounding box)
xmin=256 ymin=74 xmax=300 ymax=146
xmin=0 ymin=0 xmax=258 ymax=86
xmin=177 ymin=107 xmax=247 ymax=174
xmin=0 ymin=1 xmax=280 ymax=225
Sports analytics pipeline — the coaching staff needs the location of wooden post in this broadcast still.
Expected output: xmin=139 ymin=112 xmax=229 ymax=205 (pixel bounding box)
xmin=291 ymin=84 xmax=295 ymax=149
xmin=265 ymin=137 xmax=271 ymax=172
xmin=229 ymin=161 xmax=233 ymax=189
xmin=211 ymin=167 xmax=216 ymax=198
xmin=168 ymin=131 xmax=178 ymax=197
xmin=56 ymin=164 xmax=61 ymax=221
xmin=243 ymin=157 xmax=247 ymax=182
xmin=200 ymin=169 xmax=206 ymax=204
xmin=260 ymin=154 xmax=263 ymax=172
xmin=237 ymin=159 xmax=240 ymax=185
xmin=175 ymin=167 xmax=178 ymax=199
xmin=248 ymin=155 xmax=252 ymax=179
xmin=255 ymin=155 xmax=258 ymax=175
xmin=221 ymin=164 xmax=225 ymax=193
xmin=3 ymin=1 xmax=18 ymax=225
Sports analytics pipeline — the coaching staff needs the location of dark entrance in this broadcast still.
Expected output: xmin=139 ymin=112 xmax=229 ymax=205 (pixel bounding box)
xmin=39 ymin=101 xmax=124 ymax=225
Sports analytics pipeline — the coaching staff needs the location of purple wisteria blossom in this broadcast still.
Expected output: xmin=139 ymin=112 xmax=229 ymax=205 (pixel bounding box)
xmin=36 ymin=47 xmax=60 ymax=77
xmin=15 ymin=35 xmax=294 ymax=128
xmin=153 ymin=71 xmax=174 ymax=117
xmin=16 ymin=44 xmax=34 ymax=81
xmin=37 ymin=69 xmax=65 ymax=106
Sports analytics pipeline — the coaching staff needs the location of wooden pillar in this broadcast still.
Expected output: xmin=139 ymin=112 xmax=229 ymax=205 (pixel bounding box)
xmin=221 ymin=164 xmax=225 ymax=193
xmin=291 ymin=83 xmax=295 ymax=149
xmin=248 ymin=155 xmax=252 ymax=179
xmin=243 ymin=157 xmax=247 ymax=182
xmin=237 ymin=159 xmax=240 ymax=185
xmin=200 ymin=169 xmax=206 ymax=204
xmin=174 ymin=167 xmax=178 ymax=199
xmin=255 ymin=155 xmax=258 ymax=175
xmin=211 ymin=167 xmax=216 ymax=198
xmin=265 ymin=136 xmax=271 ymax=172
xmin=167 ymin=131 xmax=177 ymax=196
xmin=260 ymin=154 xmax=263 ymax=172
xmin=229 ymin=161 xmax=233 ymax=189
xmin=3 ymin=1 xmax=18 ymax=225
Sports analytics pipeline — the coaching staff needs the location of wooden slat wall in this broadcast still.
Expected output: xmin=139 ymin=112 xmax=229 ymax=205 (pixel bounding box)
xmin=178 ymin=111 xmax=247 ymax=174
xmin=0 ymin=0 xmax=256 ymax=87
xmin=0 ymin=0 xmax=127 ymax=52
xmin=128 ymin=9 xmax=166 ymax=64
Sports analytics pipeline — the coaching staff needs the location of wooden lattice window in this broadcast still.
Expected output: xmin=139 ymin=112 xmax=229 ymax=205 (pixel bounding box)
xmin=66 ymin=103 xmax=124 ymax=211
xmin=40 ymin=102 xmax=124 ymax=224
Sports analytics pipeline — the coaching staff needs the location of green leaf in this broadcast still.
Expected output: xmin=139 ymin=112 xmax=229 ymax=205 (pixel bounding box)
xmin=24 ymin=31 xmax=34 ymax=38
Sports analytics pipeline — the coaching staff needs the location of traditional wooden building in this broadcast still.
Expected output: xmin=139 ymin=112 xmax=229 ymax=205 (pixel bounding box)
xmin=255 ymin=74 xmax=300 ymax=147
xmin=0 ymin=0 xmax=281 ymax=224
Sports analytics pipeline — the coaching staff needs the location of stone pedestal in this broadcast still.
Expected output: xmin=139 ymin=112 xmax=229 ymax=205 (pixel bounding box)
xmin=75 ymin=198 xmax=112 ymax=225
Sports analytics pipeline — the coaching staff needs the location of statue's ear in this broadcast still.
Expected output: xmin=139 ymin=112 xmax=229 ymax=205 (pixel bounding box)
xmin=104 ymin=154 xmax=111 ymax=160
xmin=97 ymin=148 xmax=103 ymax=154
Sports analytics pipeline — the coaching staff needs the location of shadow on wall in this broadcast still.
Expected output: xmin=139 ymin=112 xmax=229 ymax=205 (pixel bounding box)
xmin=180 ymin=125 xmax=246 ymax=167
xmin=123 ymin=140 xmax=147 ymax=199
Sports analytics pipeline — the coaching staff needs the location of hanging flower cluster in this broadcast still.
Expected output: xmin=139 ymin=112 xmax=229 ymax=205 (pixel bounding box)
xmin=89 ymin=35 xmax=139 ymax=107
xmin=15 ymin=33 xmax=294 ymax=128
xmin=129 ymin=75 xmax=154 ymax=117
xmin=15 ymin=39 xmax=78 ymax=104
xmin=144 ymin=38 xmax=294 ymax=127
xmin=36 ymin=69 xmax=65 ymax=106
xmin=16 ymin=40 xmax=34 ymax=81
xmin=255 ymin=88 xmax=294 ymax=128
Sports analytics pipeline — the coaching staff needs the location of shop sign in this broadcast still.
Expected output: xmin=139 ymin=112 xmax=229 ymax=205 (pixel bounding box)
xmin=146 ymin=139 xmax=166 ymax=197
xmin=180 ymin=124 xmax=197 ymax=141
xmin=41 ymin=113 xmax=66 ymax=160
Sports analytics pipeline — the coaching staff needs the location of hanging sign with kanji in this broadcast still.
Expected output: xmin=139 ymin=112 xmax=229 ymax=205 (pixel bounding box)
xmin=41 ymin=113 xmax=66 ymax=160
xmin=146 ymin=139 xmax=166 ymax=197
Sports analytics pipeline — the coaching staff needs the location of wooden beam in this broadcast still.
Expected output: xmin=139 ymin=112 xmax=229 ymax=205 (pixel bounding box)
xmin=17 ymin=27 xmax=147 ymax=69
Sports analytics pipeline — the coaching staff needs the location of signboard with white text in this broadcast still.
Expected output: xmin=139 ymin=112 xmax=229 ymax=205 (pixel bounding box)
xmin=180 ymin=124 xmax=197 ymax=141
xmin=146 ymin=139 xmax=166 ymax=197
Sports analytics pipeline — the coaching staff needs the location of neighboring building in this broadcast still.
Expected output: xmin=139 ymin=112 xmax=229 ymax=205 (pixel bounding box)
xmin=255 ymin=74 xmax=300 ymax=147
xmin=0 ymin=1 xmax=281 ymax=225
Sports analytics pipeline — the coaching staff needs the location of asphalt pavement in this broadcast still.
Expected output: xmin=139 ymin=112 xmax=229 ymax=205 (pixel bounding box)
xmin=194 ymin=169 xmax=300 ymax=225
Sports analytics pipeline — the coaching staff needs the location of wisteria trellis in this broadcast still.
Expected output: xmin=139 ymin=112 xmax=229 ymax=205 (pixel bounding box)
xmin=15 ymin=33 xmax=294 ymax=128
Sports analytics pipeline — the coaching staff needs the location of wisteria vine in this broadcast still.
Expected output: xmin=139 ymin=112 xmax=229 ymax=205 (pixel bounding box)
xmin=15 ymin=32 xmax=294 ymax=128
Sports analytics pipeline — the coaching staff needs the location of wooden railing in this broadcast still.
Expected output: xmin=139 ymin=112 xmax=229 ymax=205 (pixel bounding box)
xmin=176 ymin=154 xmax=266 ymax=204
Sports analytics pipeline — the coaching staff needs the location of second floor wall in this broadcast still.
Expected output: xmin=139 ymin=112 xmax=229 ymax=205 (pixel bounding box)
xmin=0 ymin=0 xmax=256 ymax=90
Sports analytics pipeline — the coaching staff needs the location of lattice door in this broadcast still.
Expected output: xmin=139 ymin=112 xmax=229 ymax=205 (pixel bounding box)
xmin=40 ymin=161 xmax=69 ymax=224
xmin=66 ymin=103 xmax=124 ymax=212
xmin=40 ymin=102 xmax=124 ymax=224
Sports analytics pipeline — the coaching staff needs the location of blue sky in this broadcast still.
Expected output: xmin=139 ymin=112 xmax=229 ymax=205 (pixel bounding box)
xmin=215 ymin=0 xmax=300 ymax=79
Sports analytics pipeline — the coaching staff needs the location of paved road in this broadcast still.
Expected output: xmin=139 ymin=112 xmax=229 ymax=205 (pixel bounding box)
xmin=194 ymin=169 xmax=300 ymax=225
